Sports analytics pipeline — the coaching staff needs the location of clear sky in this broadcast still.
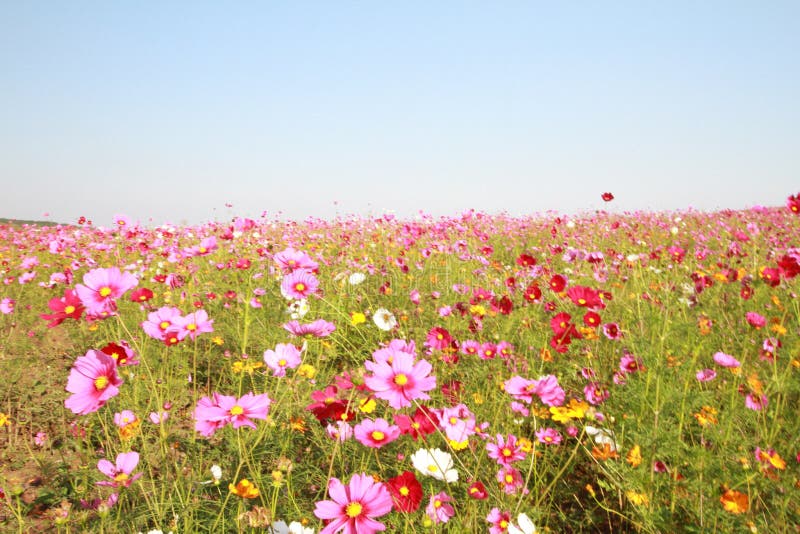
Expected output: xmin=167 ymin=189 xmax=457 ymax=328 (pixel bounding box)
xmin=1 ymin=1 xmax=798 ymax=227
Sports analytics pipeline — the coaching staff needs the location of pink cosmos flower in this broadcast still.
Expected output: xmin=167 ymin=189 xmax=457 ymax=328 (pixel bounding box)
xmin=96 ymin=451 xmax=141 ymax=488
xmin=284 ymin=319 xmax=336 ymax=338
xmin=487 ymin=508 xmax=513 ymax=534
xmin=354 ymin=418 xmax=401 ymax=449
xmin=141 ymin=306 xmax=184 ymax=341
xmin=534 ymin=375 xmax=566 ymax=406
xmin=696 ymin=369 xmax=717 ymax=382
xmin=363 ymin=349 xmax=436 ymax=409
xmin=487 ymin=434 xmax=526 ymax=466
xmin=503 ymin=376 xmax=537 ymax=404
xmin=326 ymin=421 xmax=354 ymax=442
xmin=535 ymin=427 xmax=562 ymax=445
xmin=0 ymin=297 xmax=14 ymax=314
xmin=274 ymin=248 xmax=319 ymax=274
xmin=175 ymin=309 xmax=214 ymax=341
xmin=263 ymin=343 xmax=303 ymax=377
xmin=713 ymin=352 xmax=741 ymax=368
xmin=65 ymin=350 xmax=123 ymax=415
xmin=114 ymin=410 xmax=138 ymax=428
xmin=193 ymin=392 xmax=271 ymax=436
xmin=745 ymin=312 xmax=766 ymax=329
xmin=281 ymin=270 xmax=319 ymax=300
xmin=426 ymin=491 xmax=455 ymax=525
xmin=601 ymin=322 xmax=623 ymax=340
xmin=313 ymin=473 xmax=393 ymax=534
xmin=497 ymin=466 xmax=525 ymax=494
xmin=584 ymin=382 xmax=609 ymax=405
xmin=75 ymin=267 xmax=138 ymax=317
xmin=460 ymin=340 xmax=480 ymax=356
xmin=745 ymin=393 xmax=768 ymax=411
xmin=438 ymin=403 xmax=477 ymax=443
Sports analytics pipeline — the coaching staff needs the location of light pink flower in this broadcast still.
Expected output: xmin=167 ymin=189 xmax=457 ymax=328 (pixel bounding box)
xmin=0 ymin=297 xmax=14 ymax=314
xmin=425 ymin=491 xmax=455 ymax=524
xmin=263 ymin=343 xmax=303 ymax=377
xmin=281 ymin=270 xmax=319 ymax=300
xmin=487 ymin=434 xmax=526 ymax=466
xmin=141 ymin=306 xmax=183 ymax=341
xmin=695 ymin=369 xmax=717 ymax=382
xmin=535 ymin=427 xmax=562 ymax=445
xmin=713 ymin=352 xmax=741 ymax=368
xmin=65 ymin=350 xmax=123 ymax=415
xmin=274 ymin=248 xmax=318 ymax=274
xmin=96 ymin=451 xmax=141 ymax=488
xmin=313 ymin=473 xmax=392 ymax=534
xmin=283 ymin=319 xmax=336 ymax=338
xmin=175 ymin=309 xmax=214 ymax=341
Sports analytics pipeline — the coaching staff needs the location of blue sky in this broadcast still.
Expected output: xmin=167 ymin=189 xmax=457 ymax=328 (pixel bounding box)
xmin=1 ymin=2 xmax=797 ymax=226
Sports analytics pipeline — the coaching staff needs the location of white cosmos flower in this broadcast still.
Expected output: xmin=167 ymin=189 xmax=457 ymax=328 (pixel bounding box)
xmin=348 ymin=272 xmax=366 ymax=285
xmin=411 ymin=448 xmax=458 ymax=483
xmin=287 ymin=299 xmax=309 ymax=319
xmin=372 ymin=308 xmax=397 ymax=331
xmin=584 ymin=425 xmax=619 ymax=451
xmin=269 ymin=521 xmax=315 ymax=534
xmin=508 ymin=513 xmax=537 ymax=534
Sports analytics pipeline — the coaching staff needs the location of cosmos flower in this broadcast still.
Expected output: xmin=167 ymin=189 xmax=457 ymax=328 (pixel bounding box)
xmin=410 ymin=448 xmax=458 ymax=483
xmin=363 ymin=349 xmax=436 ymax=409
xmin=353 ymin=418 xmax=401 ymax=449
xmin=65 ymin=350 xmax=123 ymax=415
xmin=426 ymin=492 xmax=455 ymax=524
xmin=372 ymin=308 xmax=398 ymax=331
xmin=313 ymin=473 xmax=392 ymax=534
xmin=96 ymin=451 xmax=141 ymax=488
xmin=75 ymin=267 xmax=138 ymax=317
xmin=386 ymin=471 xmax=423 ymax=513
xmin=281 ymin=270 xmax=320 ymax=300
xmin=263 ymin=343 xmax=303 ymax=377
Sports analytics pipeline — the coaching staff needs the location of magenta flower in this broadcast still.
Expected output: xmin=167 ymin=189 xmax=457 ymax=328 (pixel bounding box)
xmin=75 ymin=267 xmax=138 ymax=317
xmin=713 ymin=352 xmax=741 ymax=368
xmin=263 ymin=343 xmax=303 ymax=377
xmin=745 ymin=312 xmax=766 ymax=328
xmin=425 ymin=491 xmax=455 ymax=524
xmin=274 ymin=248 xmax=319 ymax=274
xmin=354 ymin=418 xmax=401 ymax=449
xmin=745 ymin=393 xmax=768 ymax=411
xmin=363 ymin=349 xmax=436 ymax=409
xmin=487 ymin=508 xmax=513 ymax=534
xmin=193 ymin=393 xmax=230 ymax=437
xmin=497 ymin=466 xmax=525 ymax=494
xmin=281 ymin=270 xmax=320 ymax=300
xmin=584 ymin=382 xmax=609 ymax=405
xmin=535 ymin=427 xmax=562 ymax=445
xmin=503 ymin=375 xmax=538 ymax=404
xmin=534 ymin=375 xmax=566 ymax=406
xmin=487 ymin=434 xmax=526 ymax=466
xmin=65 ymin=350 xmax=123 ymax=415
xmin=313 ymin=473 xmax=393 ymax=534
xmin=96 ymin=451 xmax=141 ymax=488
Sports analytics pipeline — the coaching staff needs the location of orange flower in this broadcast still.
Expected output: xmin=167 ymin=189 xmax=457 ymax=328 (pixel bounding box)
xmin=720 ymin=489 xmax=748 ymax=514
xmin=591 ymin=443 xmax=619 ymax=461
xmin=229 ymin=478 xmax=260 ymax=499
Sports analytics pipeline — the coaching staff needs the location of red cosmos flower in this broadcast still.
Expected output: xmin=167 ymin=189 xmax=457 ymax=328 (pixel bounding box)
xmin=523 ymin=282 xmax=542 ymax=303
xmin=566 ymin=286 xmax=604 ymax=309
xmin=549 ymin=274 xmax=568 ymax=293
xmin=760 ymin=267 xmax=781 ymax=287
xmin=516 ymin=253 xmax=537 ymax=268
xmin=787 ymin=192 xmax=800 ymax=215
xmin=307 ymin=386 xmax=353 ymax=423
xmin=425 ymin=326 xmax=453 ymax=351
xmin=130 ymin=287 xmax=154 ymax=303
xmin=777 ymin=254 xmax=800 ymax=279
xmin=601 ymin=192 xmax=614 ymax=202
xmin=492 ymin=295 xmax=513 ymax=315
xmin=386 ymin=471 xmax=423 ymax=513
xmin=467 ymin=480 xmax=488 ymax=500
xmin=394 ymin=406 xmax=439 ymax=440
xmin=583 ymin=311 xmax=601 ymax=327
xmin=40 ymin=288 xmax=84 ymax=328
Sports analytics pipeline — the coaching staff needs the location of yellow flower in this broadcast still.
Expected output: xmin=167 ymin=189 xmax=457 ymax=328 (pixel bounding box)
xmin=693 ymin=406 xmax=718 ymax=427
xmin=350 ymin=312 xmax=366 ymax=326
xmin=358 ymin=397 xmax=377 ymax=414
xmin=469 ymin=304 xmax=486 ymax=317
xmin=626 ymin=445 xmax=642 ymax=467
xmin=297 ymin=364 xmax=317 ymax=379
xmin=212 ymin=336 xmax=224 ymax=346
xmin=229 ymin=478 xmax=259 ymax=499
xmin=289 ymin=417 xmax=307 ymax=433
xmin=625 ymin=490 xmax=649 ymax=505
xmin=0 ymin=412 xmax=11 ymax=427
xmin=550 ymin=398 xmax=589 ymax=423
xmin=448 ymin=439 xmax=469 ymax=451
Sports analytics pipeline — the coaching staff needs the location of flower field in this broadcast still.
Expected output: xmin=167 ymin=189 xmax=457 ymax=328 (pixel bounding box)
xmin=1 ymin=199 xmax=799 ymax=533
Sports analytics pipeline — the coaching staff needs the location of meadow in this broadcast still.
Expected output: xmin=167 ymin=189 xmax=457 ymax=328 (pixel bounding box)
xmin=1 ymin=199 xmax=799 ymax=533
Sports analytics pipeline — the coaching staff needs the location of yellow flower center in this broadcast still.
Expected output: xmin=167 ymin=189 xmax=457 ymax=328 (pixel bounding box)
xmin=159 ymin=321 xmax=170 ymax=330
xmin=187 ymin=323 xmax=197 ymax=331
xmin=434 ymin=499 xmax=442 ymax=508
xmin=94 ymin=376 xmax=109 ymax=390
xmin=64 ymin=305 xmax=75 ymax=314
xmin=399 ymin=486 xmax=410 ymax=496
xmin=99 ymin=287 xmax=112 ymax=297
xmin=345 ymin=502 xmax=363 ymax=518
xmin=371 ymin=431 xmax=385 ymax=441
xmin=230 ymin=405 xmax=244 ymax=416
xmin=578 ymin=298 xmax=587 ymax=305
xmin=500 ymin=520 xmax=508 ymax=528
xmin=427 ymin=464 xmax=439 ymax=473
xmin=394 ymin=374 xmax=408 ymax=386
xmin=505 ymin=474 xmax=514 ymax=483
xmin=295 ymin=283 xmax=306 ymax=292
xmin=114 ymin=472 xmax=129 ymax=482
xmin=502 ymin=448 xmax=512 ymax=457
xmin=278 ymin=359 xmax=287 ymax=367
xmin=199 ymin=247 xmax=207 ymax=253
